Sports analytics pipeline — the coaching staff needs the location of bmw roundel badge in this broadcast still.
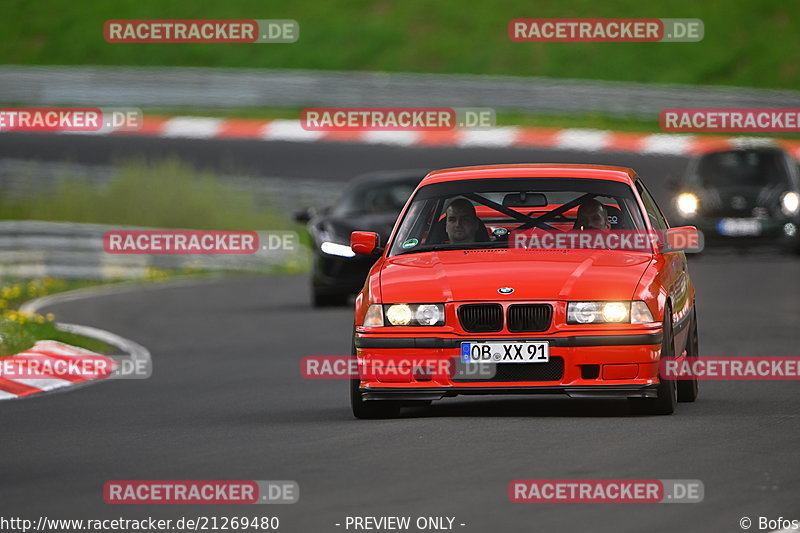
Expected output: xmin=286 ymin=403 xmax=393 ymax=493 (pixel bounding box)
xmin=498 ymin=287 xmax=514 ymax=294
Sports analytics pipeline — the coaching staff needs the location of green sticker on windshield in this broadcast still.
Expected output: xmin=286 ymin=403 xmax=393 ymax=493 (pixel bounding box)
xmin=401 ymin=238 xmax=419 ymax=249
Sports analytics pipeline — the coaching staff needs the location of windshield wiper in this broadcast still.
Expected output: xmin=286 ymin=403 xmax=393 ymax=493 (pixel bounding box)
xmin=396 ymin=241 xmax=507 ymax=255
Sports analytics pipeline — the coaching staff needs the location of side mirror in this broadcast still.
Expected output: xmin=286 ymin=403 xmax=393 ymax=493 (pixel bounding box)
xmin=351 ymin=231 xmax=383 ymax=256
xmin=294 ymin=208 xmax=312 ymax=223
xmin=664 ymin=226 xmax=703 ymax=253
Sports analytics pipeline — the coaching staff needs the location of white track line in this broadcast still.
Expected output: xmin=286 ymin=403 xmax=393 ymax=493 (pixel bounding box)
xmin=162 ymin=117 xmax=223 ymax=138
xmin=457 ymin=127 xmax=519 ymax=147
xmin=262 ymin=119 xmax=324 ymax=141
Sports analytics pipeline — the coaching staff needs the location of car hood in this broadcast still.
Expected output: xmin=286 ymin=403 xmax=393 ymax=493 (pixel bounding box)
xmin=380 ymin=249 xmax=653 ymax=302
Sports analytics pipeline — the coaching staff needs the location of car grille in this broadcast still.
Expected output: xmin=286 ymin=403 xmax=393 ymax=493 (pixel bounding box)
xmin=452 ymin=358 xmax=564 ymax=383
xmin=458 ymin=304 xmax=503 ymax=332
xmin=507 ymin=304 xmax=552 ymax=332
xmin=457 ymin=303 xmax=552 ymax=332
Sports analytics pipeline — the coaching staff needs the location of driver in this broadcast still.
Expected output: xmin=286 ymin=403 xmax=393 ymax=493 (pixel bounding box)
xmin=574 ymin=199 xmax=611 ymax=230
xmin=445 ymin=198 xmax=482 ymax=244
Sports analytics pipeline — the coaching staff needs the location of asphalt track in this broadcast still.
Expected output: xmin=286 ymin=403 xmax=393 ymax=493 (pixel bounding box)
xmin=1 ymin=134 xmax=799 ymax=533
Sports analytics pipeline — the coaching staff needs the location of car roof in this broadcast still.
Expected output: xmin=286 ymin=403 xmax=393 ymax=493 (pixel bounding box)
xmin=419 ymin=164 xmax=637 ymax=187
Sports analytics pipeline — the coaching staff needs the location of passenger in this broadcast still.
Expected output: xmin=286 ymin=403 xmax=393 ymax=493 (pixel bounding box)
xmin=574 ymin=199 xmax=611 ymax=230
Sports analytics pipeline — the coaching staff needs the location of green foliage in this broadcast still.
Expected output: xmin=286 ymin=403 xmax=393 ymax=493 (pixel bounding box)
xmin=0 ymin=0 xmax=797 ymax=89
xmin=0 ymin=159 xmax=288 ymax=230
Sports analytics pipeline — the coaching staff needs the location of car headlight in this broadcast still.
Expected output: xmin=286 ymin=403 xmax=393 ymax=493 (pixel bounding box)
xmin=385 ymin=304 xmax=413 ymax=325
xmin=781 ymin=191 xmax=800 ymax=216
xmin=376 ymin=303 xmax=445 ymax=326
xmin=567 ymin=301 xmax=654 ymax=324
xmin=676 ymin=193 xmax=699 ymax=217
xmin=320 ymin=241 xmax=355 ymax=257
xmin=414 ymin=304 xmax=444 ymax=326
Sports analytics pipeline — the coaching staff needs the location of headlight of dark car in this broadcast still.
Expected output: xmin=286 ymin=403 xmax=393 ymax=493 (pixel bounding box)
xmin=780 ymin=191 xmax=800 ymax=216
xmin=318 ymin=230 xmax=356 ymax=257
xmin=676 ymin=193 xmax=699 ymax=217
xmin=320 ymin=241 xmax=356 ymax=257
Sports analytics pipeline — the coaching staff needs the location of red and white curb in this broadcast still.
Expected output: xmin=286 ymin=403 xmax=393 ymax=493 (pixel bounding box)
xmin=0 ymin=340 xmax=116 ymax=399
xmin=60 ymin=116 xmax=800 ymax=158
xmin=0 ymin=289 xmax=154 ymax=401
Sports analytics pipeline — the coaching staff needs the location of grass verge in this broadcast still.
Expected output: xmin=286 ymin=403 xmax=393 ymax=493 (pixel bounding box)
xmin=0 ymin=158 xmax=291 ymax=229
xmin=0 ymin=0 xmax=797 ymax=90
xmin=0 ymin=317 xmax=113 ymax=356
xmin=0 ymin=279 xmax=114 ymax=355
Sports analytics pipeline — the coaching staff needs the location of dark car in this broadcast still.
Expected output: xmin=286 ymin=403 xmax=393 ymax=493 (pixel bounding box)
xmin=672 ymin=146 xmax=800 ymax=252
xmin=296 ymin=170 xmax=426 ymax=306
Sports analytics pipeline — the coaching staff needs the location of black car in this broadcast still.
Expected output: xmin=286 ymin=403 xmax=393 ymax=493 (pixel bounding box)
xmin=672 ymin=146 xmax=800 ymax=252
xmin=296 ymin=170 xmax=425 ymax=306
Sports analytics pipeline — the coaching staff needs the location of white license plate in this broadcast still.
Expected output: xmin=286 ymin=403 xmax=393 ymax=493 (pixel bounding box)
xmin=717 ymin=218 xmax=762 ymax=236
xmin=461 ymin=341 xmax=549 ymax=363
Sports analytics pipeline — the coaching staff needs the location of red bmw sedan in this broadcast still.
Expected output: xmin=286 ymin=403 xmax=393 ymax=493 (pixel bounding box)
xmin=350 ymin=164 xmax=700 ymax=418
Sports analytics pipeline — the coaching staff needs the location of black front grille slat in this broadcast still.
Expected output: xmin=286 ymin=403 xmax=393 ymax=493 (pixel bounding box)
xmin=458 ymin=304 xmax=503 ymax=332
xmin=452 ymin=358 xmax=564 ymax=383
xmin=507 ymin=304 xmax=552 ymax=332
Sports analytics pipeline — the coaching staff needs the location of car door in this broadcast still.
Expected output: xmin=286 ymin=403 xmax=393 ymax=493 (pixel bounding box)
xmin=636 ymin=179 xmax=692 ymax=358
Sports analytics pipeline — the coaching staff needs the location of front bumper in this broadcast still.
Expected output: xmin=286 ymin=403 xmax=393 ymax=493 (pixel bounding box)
xmin=362 ymin=384 xmax=660 ymax=401
xmin=355 ymin=332 xmax=663 ymax=400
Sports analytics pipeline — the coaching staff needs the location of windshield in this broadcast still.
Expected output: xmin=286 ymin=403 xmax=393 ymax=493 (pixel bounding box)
xmin=331 ymin=178 xmax=419 ymax=217
xmin=388 ymin=177 xmax=647 ymax=256
xmin=693 ymin=150 xmax=790 ymax=188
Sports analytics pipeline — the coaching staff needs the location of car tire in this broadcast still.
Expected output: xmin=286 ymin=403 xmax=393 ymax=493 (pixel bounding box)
xmin=349 ymin=341 xmax=401 ymax=419
xmin=630 ymin=307 xmax=677 ymax=415
xmin=677 ymin=306 xmax=700 ymax=402
xmin=350 ymin=378 xmax=402 ymax=419
xmin=313 ymin=290 xmax=350 ymax=308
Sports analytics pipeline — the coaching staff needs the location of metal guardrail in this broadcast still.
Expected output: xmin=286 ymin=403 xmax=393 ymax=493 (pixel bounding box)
xmin=2 ymin=66 xmax=799 ymax=118
xmin=0 ymin=221 xmax=306 ymax=280
xmin=0 ymin=159 xmax=326 ymax=280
